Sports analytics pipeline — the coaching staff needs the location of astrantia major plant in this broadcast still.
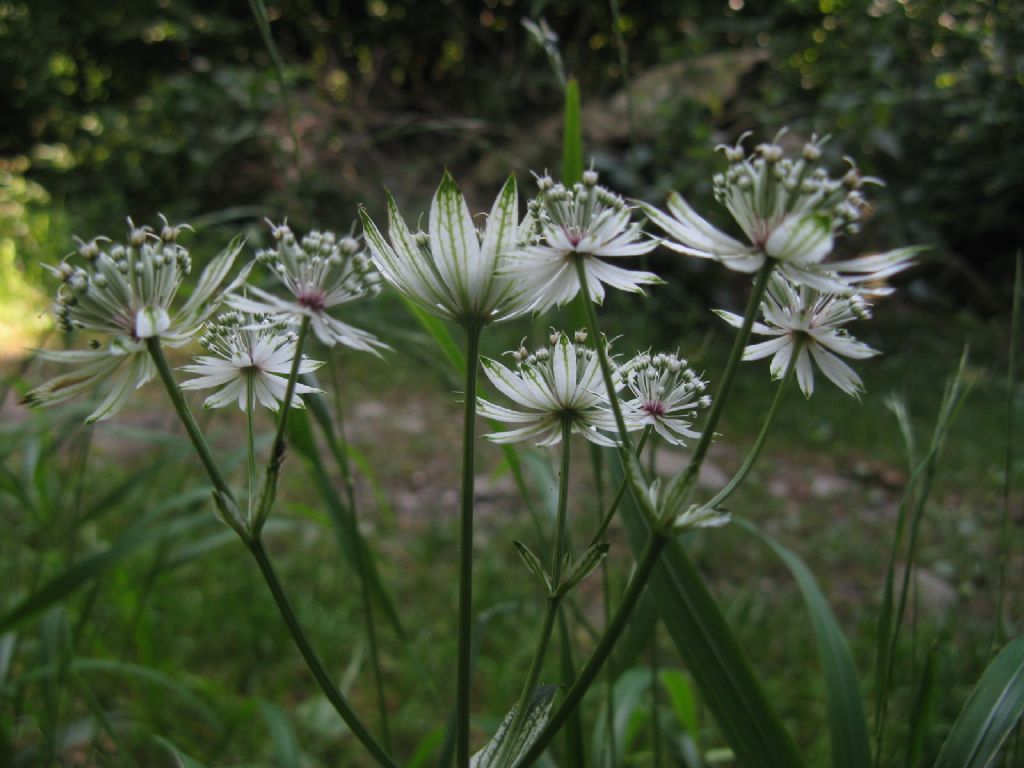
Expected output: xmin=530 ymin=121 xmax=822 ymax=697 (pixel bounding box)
xmin=21 ymin=120 xmax=957 ymax=768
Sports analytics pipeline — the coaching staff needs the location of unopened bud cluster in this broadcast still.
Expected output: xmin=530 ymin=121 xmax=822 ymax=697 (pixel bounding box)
xmin=713 ymin=132 xmax=879 ymax=246
xmin=622 ymin=351 xmax=710 ymax=417
xmin=54 ymin=217 xmax=192 ymax=339
xmin=527 ymin=174 xmax=635 ymax=249
xmin=256 ymin=222 xmax=380 ymax=310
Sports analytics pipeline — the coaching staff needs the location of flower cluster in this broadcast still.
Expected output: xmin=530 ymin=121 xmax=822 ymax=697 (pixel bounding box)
xmin=477 ymin=330 xmax=623 ymax=446
xmin=717 ymin=273 xmax=878 ymax=397
xmin=180 ymin=312 xmax=323 ymax=411
xmin=361 ymin=173 xmax=534 ymax=325
xmin=643 ymin=133 xmax=916 ymax=295
xmin=502 ymin=171 xmax=660 ymax=312
xmin=24 ymin=218 xmax=247 ymax=422
xmin=231 ymin=222 xmax=385 ymax=351
xmin=620 ymin=351 xmax=711 ymax=445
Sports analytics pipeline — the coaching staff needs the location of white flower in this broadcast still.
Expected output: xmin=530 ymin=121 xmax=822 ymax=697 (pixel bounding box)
xmin=477 ymin=331 xmax=631 ymax=446
xmin=502 ymin=172 xmax=661 ymax=313
xmin=360 ymin=172 xmax=534 ymax=326
xmin=24 ymin=218 xmax=249 ymax=422
xmin=620 ymin=351 xmax=711 ymax=445
xmin=642 ymin=132 xmax=916 ymax=295
xmin=179 ymin=312 xmax=323 ymax=411
xmin=716 ymin=273 xmax=879 ymax=398
xmin=229 ymin=223 xmax=386 ymax=352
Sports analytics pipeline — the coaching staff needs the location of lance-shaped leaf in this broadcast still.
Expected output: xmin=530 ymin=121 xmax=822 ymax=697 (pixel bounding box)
xmin=472 ymin=685 xmax=558 ymax=768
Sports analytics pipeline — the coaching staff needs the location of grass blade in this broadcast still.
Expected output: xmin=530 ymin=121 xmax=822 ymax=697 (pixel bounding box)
xmin=906 ymin=644 xmax=938 ymax=768
xmin=262 ymin=700 xmax=301 ymax=768
xmin=737 ymin=518 xmax=871 ymax=768
xmin=932 ymin=635 xmax=1024 ymax=768
xmin=561 ymin=78 xmax=583 ymax=185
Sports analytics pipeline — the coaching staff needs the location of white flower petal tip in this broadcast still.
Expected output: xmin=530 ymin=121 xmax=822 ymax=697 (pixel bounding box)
xmin=764 ymin=213 xmax=833 ymax=265
xmin=236 ymin=222 xmax=384 ymax=352
xmin=478 ymin=330 xmax=637 ymax=446
xmin=672 ymin=505 xmax=731 ymax=532
xmin=361 ymin=173 xmax=534 ymax=326
xmin=181 ymin=311 xmax=325 ymax=413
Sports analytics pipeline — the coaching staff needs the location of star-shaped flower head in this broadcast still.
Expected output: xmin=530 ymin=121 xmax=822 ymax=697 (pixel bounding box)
xmin=229 ymin=223 xmax=386 ymax=352
xmin=642 ymin=131 xmax=916 ymax=295
xmin=179 ymin=311 xmax=323 ymax=411
xmin=502 ymin=170 xmax=661 ymax=313
xmin=620 ymin=350 xmax=711 ymax=445
xmin=360 ymin=172 xmax=534 ymax=326
xmin=715 ymin=273 xmax=879 ymax=398
xmin=24 ymin=217 xmax=249 ymax=422
xmin=478 ymin=330 xmax=635 ymax=447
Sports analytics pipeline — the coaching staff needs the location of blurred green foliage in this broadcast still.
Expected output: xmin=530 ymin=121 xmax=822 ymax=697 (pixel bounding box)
xmin=1 ymin=0 xmax=1021 ymax=309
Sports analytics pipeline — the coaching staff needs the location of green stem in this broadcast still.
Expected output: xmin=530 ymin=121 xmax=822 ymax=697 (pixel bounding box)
xmin=248 ymin=539 xmax=398 ymax=768
xmin=573 ymin=257 xmax=632 ymax=447
xmin=701 ymin=349 xmax=795 ymax=512
xmin=256 ymin=316 xmax=310 ymax=529
xmin=588 ymin=428 xmax=650 ymax=549
xmin=664 ymin=259 xmax=774 ymax=515
xmin=145 ymin=338 xmax=233 ymax=500
xmin=456 ymin=323 xmax=483 ymax=768
xmin=246 ymin=373 xmax=258 ymax=525
xmin=513 ymin=532 xmax=670 ymax=768
xmin=496 ymin=418 xmax=573 ymax=767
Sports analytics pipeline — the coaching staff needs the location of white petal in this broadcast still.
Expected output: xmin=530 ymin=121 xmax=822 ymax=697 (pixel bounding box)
xmin=765 ymin=213 xmax=833 ymax=265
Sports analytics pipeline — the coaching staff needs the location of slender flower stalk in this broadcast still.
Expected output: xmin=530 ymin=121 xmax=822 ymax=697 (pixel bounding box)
xmin=248 ymin=539 xmax=399 ymax=768
xmin=456 ymin=323 xmax=482 ymax=768
xmin=254 ymin=316 xmax=312 ymax=532
xmin=493 ymin=417 xmax=573 ymax=766
xmin=701 ymin=350 xmax=798 ymax=512
xmin=663 ymin=260 xmax=775 ymax=515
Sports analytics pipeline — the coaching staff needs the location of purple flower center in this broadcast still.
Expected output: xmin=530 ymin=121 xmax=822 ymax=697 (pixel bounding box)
xmin=643 ymin=400 xmax=666 ymax=417
xmin=298 ymin=290 xmax=327 ymax=312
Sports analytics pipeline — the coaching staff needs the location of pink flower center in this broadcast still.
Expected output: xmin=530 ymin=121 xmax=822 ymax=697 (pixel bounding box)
xmin=298 ymin=290 xmax=327 ymax=312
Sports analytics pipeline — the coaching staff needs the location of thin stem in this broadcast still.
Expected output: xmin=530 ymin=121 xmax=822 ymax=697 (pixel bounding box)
xmin=664 ymin=259 xmax=774 ymax=515
xmin=650 ymin=625 xmax=663 ymax=768
xmin=550 ymin=416 xmax=573 ymax=585
xmin=257 ymin=316 xmax=310 ymax=526
xmin=246 ymin=373 xmax=258 ymax=525
xmin=248 ymin=539 xmax=398 ymax=768
xmin=701 ymin=349 xmax=795 ymax=512
xmin=496 ymin=418 xmax=573 ymax=767
xmin=456 ymin=323 xmax=483 ymax=768
xmin=513 ymin=533 xmax=670 ymax=768
xmin=145 ymin=338 xmax=233 ymax=499
xmin=573 ymin=257 xmax=631 ymax=447
xmin=588 ymin=428 xmax=650 ymax=549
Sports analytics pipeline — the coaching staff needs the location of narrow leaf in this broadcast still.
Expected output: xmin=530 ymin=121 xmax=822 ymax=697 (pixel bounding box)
xmin=615 ymin=461 xmax=806 ymax=768
xmin=933 ymin=635 xmax=1024 ymax=768
xmin=561 ymin=78 xmax=584 ymax=186
xmin=737 ymin=518 xmax=871 ymax=768
xmin=471 ymin=685 xmax=558 ymax=768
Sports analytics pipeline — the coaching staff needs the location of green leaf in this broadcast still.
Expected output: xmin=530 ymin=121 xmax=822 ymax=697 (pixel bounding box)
xmin=262 ymin=700 xmax=301 ymax=768
xmin=514 ymin=541 xmax=551 ymax=592
xmin=660 ymin=668 xmax=699 ymax=739
xmin=403 ymin=296 xmax=466 ymax=374
xmin=933 ymin=635 xmax=1024 ymax=768
xmin=615 ymin=464 xmax=806 ymax=768
xmin=471 ymin=685 xmax=557 ymax=768
xmin=907 ymin=645 xmax=938 ymax=768
xmin=157 ymin=736 xmax=210 ymax=768
xmin=561 ymin=78 xmax=583 ymax=186
xmin=737 ymin=518 xmax=871 ymax=768
xmin=560 ymin=542 xmax=609 ymax=594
